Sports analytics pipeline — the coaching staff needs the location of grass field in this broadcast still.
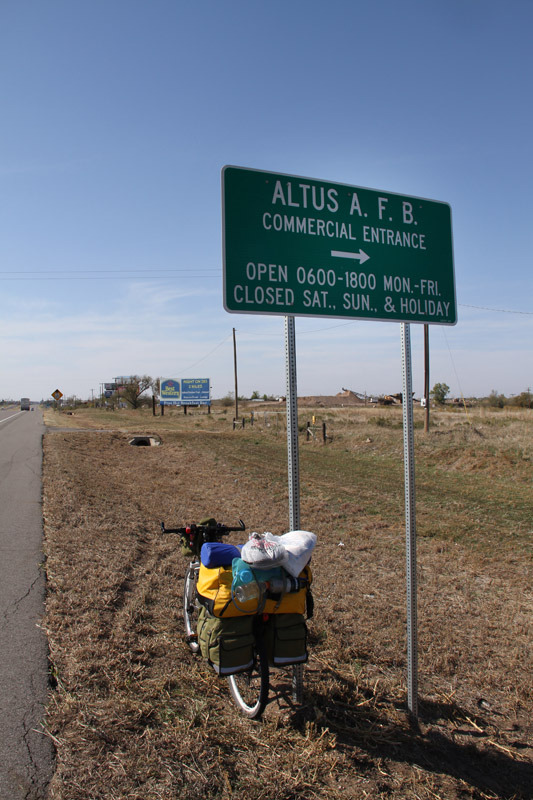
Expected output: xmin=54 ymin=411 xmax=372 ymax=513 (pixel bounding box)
xmin=41 ymin=403 xmax=532 ymax=799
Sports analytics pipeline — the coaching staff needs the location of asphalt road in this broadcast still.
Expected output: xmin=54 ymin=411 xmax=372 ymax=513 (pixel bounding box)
xmin=0 ymin=406 xmax=54 ymax=799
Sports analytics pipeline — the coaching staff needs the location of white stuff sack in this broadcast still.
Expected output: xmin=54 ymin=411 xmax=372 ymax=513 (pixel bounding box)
xmin=241 ymin=532 xmax=288 ymax=569
xmin=278 ymin=530 xmax=317 ymax=577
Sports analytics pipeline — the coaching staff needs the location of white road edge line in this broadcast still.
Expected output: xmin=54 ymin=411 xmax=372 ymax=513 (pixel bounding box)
xmin=0 ymin=411 xmax=26 ymax=425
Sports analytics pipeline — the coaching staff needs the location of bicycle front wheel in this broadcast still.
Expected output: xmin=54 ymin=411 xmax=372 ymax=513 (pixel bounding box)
xmin=183 ymin=563 xmax=200 ymax=654
xmin=227 ymin=639 xmax=269 ymax=719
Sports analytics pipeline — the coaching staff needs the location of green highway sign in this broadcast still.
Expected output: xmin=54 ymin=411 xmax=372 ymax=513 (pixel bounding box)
xmin=222 ymin=166 xmax=456 ymax=325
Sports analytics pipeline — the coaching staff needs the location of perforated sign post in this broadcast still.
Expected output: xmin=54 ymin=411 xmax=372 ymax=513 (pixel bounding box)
xmin=222 ymin=166 xmax=456 ymax=717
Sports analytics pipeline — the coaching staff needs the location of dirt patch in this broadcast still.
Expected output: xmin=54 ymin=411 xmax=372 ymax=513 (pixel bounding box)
xmin=42 ymin=419 xmax=532 ymax=799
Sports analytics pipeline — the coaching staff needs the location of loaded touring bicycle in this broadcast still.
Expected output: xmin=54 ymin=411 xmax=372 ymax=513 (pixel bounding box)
xmin=161 ymin=518 xmax=315 ymax=719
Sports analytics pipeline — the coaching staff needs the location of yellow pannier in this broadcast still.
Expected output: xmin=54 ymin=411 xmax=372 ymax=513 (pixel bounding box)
xmin=196 ymin=564 xmax=312 ymax=618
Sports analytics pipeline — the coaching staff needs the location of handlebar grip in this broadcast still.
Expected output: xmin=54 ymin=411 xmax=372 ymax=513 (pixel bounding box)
xmin=160 ymin=522 xmax=188 ymax=535
xmin=224 ymin=520 xmax=246 ymax=533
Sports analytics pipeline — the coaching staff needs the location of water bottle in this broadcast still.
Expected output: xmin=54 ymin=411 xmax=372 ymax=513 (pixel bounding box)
xmin=267 ymin=575 xmax=301 ymax=594
xmin=232 ymin=557 xmax=260 ymax=603
xmin=234 ymin=580 xmax=266 ymax=604
xmin=232 ymin=557 xmax=255 ymax=589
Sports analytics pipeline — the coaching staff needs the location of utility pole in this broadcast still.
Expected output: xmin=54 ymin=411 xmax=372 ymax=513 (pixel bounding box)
xmin=233 ymin=327 xmax=239 ymax=422
xmin=424 ymin=324 xmax=430 ymax=433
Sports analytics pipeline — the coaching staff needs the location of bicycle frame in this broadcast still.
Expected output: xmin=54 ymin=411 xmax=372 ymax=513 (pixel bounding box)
xmin=183 ymin=558 xmax=201 ymax=654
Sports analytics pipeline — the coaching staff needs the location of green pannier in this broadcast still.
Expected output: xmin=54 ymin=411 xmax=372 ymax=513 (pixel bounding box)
xmin=197 ymin=607 xmax=255 ymax=675
xmin=264 ymin=613 xmax=308 ymax=666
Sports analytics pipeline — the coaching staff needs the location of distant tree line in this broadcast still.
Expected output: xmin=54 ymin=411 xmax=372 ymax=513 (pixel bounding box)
xmin=56 ymin=379 xmax=533 ymax=410
xmin=430 ymin=382 xmax=531 ymax=408
xmin=485 ymin=389 xmax=532 ymax=408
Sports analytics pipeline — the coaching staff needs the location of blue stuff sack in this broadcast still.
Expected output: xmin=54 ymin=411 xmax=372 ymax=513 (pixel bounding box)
xmin=201 ymin=542 xmax=241 ymax=568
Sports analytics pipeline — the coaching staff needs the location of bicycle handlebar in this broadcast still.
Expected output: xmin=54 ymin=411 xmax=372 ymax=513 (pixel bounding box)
xmin=160 ymin=519 xmax=245 ymax=536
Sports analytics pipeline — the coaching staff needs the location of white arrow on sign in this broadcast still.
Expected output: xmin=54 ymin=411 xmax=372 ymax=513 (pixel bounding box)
xmin=331 ymin=249 xmax=370 ymax=264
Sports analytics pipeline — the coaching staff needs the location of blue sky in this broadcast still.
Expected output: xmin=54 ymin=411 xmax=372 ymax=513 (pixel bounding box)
xmin=1 ymin=0 xmax=531 ymax=401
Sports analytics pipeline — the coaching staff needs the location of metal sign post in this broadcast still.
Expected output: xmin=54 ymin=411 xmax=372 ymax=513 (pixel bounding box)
xmin=285 ymin=316 xmax=301 ymax=531
xmin=401 ymin=323 xmax=418 ymax=717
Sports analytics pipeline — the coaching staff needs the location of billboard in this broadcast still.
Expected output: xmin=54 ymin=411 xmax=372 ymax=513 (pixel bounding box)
xmin=160 ymin=378 xmax=210 ymax=406
xmin=160 ymin=379 xmax=181 ymax=404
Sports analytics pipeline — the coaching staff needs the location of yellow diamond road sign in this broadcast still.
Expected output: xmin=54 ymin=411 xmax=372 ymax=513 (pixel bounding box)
xmin=52 ymin=389 xmax=63 ymax=400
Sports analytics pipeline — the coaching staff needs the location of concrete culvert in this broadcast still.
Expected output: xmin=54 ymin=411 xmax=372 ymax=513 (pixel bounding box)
xmin=128 ymin=436 xmax=161 ymax=447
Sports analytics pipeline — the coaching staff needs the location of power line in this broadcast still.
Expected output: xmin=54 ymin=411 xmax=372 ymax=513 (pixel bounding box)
xmin=0 ymin=268 xmax=220 ymax=274
xmin=459 ymin=303 xmax=532 ymax=316
xmin=1 ymin=268 xmax=531 ymax=317
xmin=240 ymin=319 xmax=358 ymax=337
xmin=170 ymin=333 xmax=233 ymax=373
xmin=0 ymin=268 xmax=220 ymax=280
xmin=0 ymin=275 xmax=218 ymax=281
xmin=442 ymin=329 xmax=471 ymax=421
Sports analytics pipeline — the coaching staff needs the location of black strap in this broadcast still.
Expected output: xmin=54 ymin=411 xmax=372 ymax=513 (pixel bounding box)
xmin=306 ymin=588 xmax=314 ymax=620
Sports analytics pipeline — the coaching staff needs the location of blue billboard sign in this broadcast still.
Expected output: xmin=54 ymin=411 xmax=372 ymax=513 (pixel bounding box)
xmin=160 ymin=378 xmax=181 ymax=405
xmin=181 ymin=378 xmax=210 ymax=405
xmin=160 ymin=378 xmax=210 ymax=406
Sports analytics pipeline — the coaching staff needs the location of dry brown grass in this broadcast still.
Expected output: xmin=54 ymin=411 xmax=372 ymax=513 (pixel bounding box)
xmin=42 ymin=404 xmax=532 ymax=799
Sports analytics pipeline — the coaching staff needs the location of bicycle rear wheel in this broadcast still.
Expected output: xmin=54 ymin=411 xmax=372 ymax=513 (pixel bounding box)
xmin=227 ymin=638 xmax=269 ymax=719
xmin=183 ymin=563 xmax=200 ymax=654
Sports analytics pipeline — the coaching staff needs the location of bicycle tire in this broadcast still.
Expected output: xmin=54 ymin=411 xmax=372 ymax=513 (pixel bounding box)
xmin=183 ymin=563 xmax=200 ymax=654
xmin=227 ymin=638 xmax=269 ymax=719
